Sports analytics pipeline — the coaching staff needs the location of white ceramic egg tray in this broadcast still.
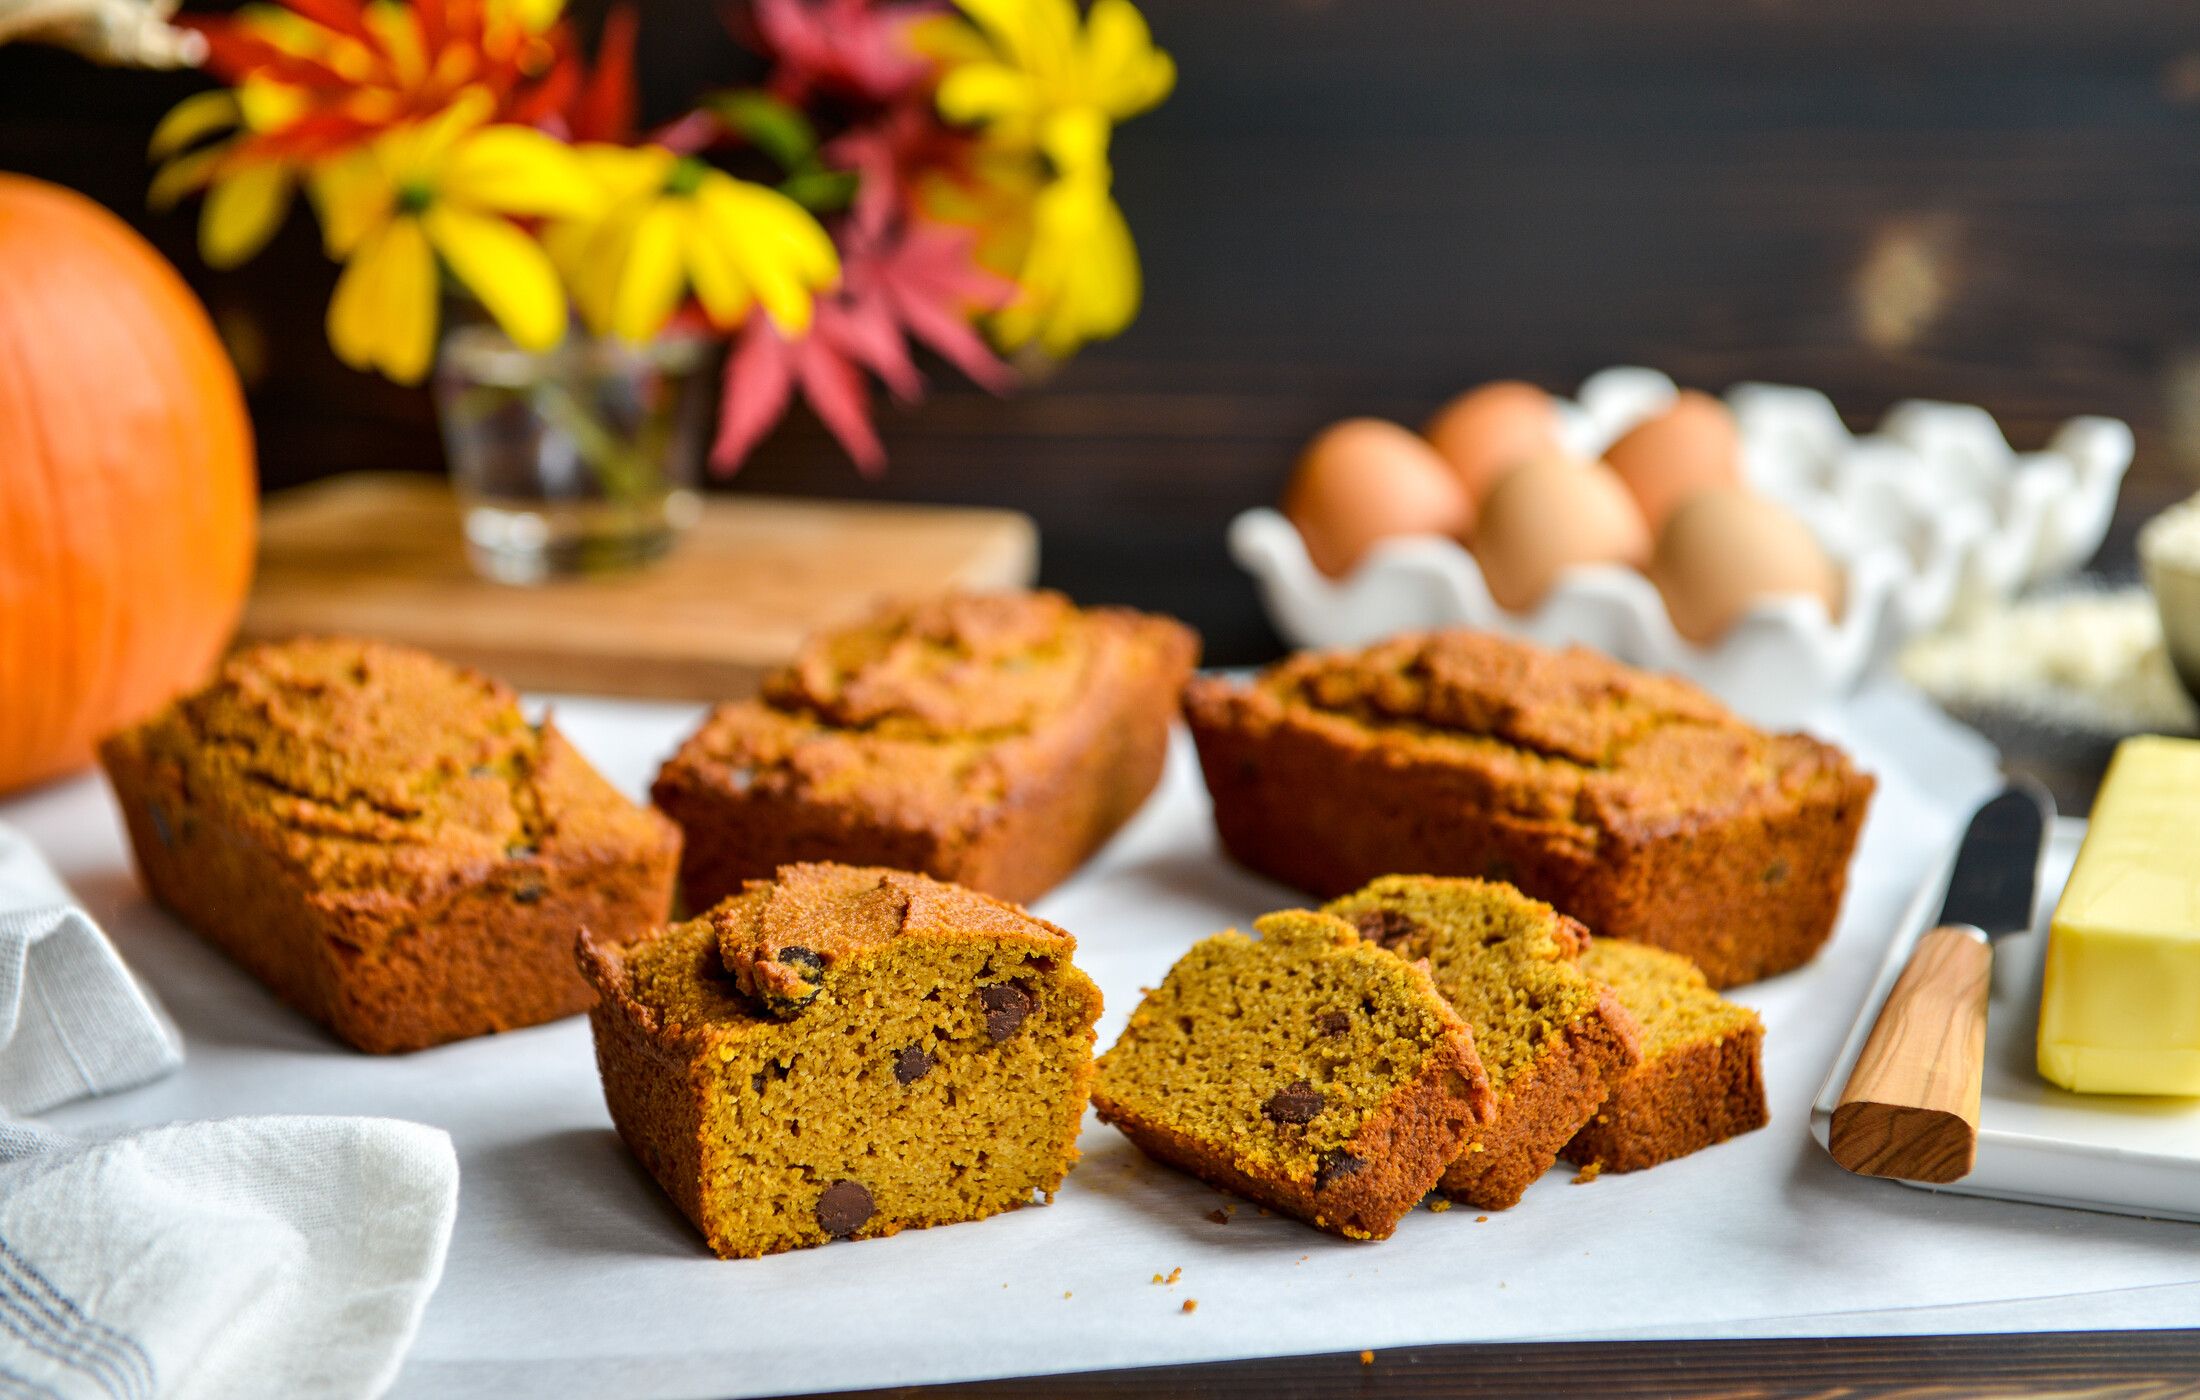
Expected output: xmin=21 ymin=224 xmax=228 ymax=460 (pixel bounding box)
xmin=1232 ymin=366 xmax=2134 ymax=726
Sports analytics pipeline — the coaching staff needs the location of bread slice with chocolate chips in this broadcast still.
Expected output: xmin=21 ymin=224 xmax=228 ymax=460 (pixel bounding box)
xmin=578 ymin=862 xmax=1103 ymax=1259
xmin=1322 ymin=876 xmax=1643 ymax=1210
xmin=1092 ymin=910 xmax=1494 ymax=1241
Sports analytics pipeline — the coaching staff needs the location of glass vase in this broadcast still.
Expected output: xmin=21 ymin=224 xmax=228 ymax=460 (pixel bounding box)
xmin=434 ymin=323 xmax=712 ymax=584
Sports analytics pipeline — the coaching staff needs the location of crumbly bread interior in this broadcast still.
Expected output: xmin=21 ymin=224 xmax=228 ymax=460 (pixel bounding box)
xmin=1095 ymin=911 xmax=1468 ymax=1183
xmin=1322 ymin=875 xmax=1604 ymax=1091
xmin=611 ymin=868 xmax=1097 ymax=1258
xmin=1580 ymin=939 xmax=1760 ymax=1060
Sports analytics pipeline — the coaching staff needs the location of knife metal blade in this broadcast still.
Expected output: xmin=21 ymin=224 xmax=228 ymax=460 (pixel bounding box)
xmin=1937 ymin=780 xmax=2055 ymax=941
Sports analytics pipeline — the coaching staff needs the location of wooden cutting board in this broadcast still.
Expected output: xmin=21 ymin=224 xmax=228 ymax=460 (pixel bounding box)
xmin=239 ymin=473 xmax=1039 ymax=701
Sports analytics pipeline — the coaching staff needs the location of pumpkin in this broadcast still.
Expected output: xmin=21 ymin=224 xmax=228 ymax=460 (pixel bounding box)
xmin=0 ymin=174 xmax=256 ymax=794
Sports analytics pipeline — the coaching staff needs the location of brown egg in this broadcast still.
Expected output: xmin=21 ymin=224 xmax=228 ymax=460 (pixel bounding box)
xmin=1603 ymin=389 xmax=1743 ymax=531
xmin=1649 ymin=487 xmax=1844 ymax=644
xmin=1282 ymin=418 xmax=1474 ymax=578
xmin=1423 ymin=381 xmax=1564 ymax=504
xmin=1469 ymin=455 xmax=1652 ymax=612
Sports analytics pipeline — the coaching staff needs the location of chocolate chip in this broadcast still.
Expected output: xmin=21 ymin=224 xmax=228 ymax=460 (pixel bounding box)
xmin=1314 ymin=1150 xmax=1365 ymax=1191
xmin=1205 ymin=1208 xmax=1230 ymax=1225
xmin=1263 ymin=1081 xmax=1325 ymax=1125
xmin=1349 ymin=908 xmax=1420 ymax=950
xmin=979 ymin=982 xmax=1035 ymax=1042
xmin=147 ymin=802 xmax=174 ymax=850
xmin=816 ymin=1180 xmax=874 ymax=1238
xmin=1316 ymin=1011 xmax=1351 ymax=1038
xmin=756 ymin=946 xmax=826 ymax=1015
xmin=512 ymin=879 xmax=545 ymax=904
xmin=893 ymin=1045 xmax=934 ymax=1085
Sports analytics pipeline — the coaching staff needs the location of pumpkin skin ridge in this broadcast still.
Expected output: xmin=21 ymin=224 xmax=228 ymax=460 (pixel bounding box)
xmin=0 ymin=174 xmax=257 ymax=793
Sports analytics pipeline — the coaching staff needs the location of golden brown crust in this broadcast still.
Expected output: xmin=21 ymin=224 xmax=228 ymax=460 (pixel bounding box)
xmin=653 ymin=592 xmax=1199 ymax=907
xmin=100 ymin=639 xmax=679 ymax=1053
xmin=578 ymin=863 xmax=1104 ymax=1259
xmin=1185 ymin=631 xmax=1875 ymax=987
xmin=1099 ymin=1040 xmax=1483 ymax=1241
xmin=1438 ymin=984 xmax=1641 ymax=1208
xmin=1563 ymin=1022 xmax=1767 ymax=1173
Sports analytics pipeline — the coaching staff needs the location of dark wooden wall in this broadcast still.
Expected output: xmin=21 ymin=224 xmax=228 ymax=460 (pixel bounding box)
xmin=7 ymin=1 xmax=2200 ymax=661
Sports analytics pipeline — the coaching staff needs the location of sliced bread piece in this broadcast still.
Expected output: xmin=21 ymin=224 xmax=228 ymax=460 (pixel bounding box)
xmin=1322 ymin=875 xmax=1642 ymax=1210
xmin=1563 ymin=939 xmax=1767 ymax=1172
xmin=1093 ymin=909 xmax=1493 ymax=1240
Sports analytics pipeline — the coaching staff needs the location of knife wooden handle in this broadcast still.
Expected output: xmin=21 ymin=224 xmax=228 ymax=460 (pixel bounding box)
xmin=1828 ymin=925 xmax=1991 ymax=1184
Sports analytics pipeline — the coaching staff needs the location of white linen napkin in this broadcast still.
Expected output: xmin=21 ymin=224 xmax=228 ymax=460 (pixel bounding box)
xmin=0 ymin=819 xmax=462 ymax=1398
xmin=0 ymin=821 xmax=181 ymax=1115
xmin=0 ymin=1115 xmax=460 ymax=1400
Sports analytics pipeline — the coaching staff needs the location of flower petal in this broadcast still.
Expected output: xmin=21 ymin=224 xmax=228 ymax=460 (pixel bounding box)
xmin=937 ymin=62 xmax=1039 ymax=128
xmin=609 ymin=200 xmax=688 ymax=342
xmin=423 ymin=204 xmax=568 ymax=352
xmin=147 ymin=144 xmax=225 ymax=211
xmin=326 ymin=216 xmax=437 ymax=382
xmin=377 ymin=216 xmax=440 ymax=382
xmin=682 ymin=208 xmax=752 ymax=329
xmin=200 ymin=161 xmax=294 ymax=268
xmin=306 ymin=148 xmax=389 ymax=256
xmin=1082 ymin=0 xmax=1174 ymax=118
xmin=148 ymin=89 xmax=241 ymax=160
xmin=442 ymin=124 xmax=600 ymax=220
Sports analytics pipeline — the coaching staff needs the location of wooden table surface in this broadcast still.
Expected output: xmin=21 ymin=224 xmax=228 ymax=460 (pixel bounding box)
xmin=7 ymin=4 xmax=2200 ymax=1393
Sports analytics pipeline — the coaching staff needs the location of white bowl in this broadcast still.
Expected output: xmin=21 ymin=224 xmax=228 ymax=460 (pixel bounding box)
xmin=1232 ymin=366 xmax=2134 ymax=727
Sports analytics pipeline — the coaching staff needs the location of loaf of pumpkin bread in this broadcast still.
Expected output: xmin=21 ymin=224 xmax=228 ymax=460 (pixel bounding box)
xmin=99 ymin=637 xmax=680 ymax=1053
xmin=1186 ymin=630 xmax=1875 ymax=987
xmin=654 ymin=591 xmax=1198 ymax=908
xmin=580 ymin=863 xmax=1103 ymax=1258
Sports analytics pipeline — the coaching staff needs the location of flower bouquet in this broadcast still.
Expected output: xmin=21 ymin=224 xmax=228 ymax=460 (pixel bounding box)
xmin=149 ymin=0 xmax=1173 ymax=578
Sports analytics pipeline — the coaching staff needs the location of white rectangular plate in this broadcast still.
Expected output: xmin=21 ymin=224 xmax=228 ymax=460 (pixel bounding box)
xmin=1810 ymin=817 xmax=2200 ymax=1221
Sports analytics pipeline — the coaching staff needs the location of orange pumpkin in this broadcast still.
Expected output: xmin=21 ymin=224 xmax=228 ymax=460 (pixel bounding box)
xmin=0 ymin=175 xmax=256 ymax=794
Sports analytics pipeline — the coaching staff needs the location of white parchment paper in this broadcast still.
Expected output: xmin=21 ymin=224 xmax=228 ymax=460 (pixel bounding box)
xmin=6 ymin=683 xmax=2195 ymax=1400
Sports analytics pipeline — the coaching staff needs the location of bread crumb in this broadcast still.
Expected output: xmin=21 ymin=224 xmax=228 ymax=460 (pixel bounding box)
xmin=1573 ymin=1162 xmax=1602 ymax=1184
xmin=1181 ymin=1299 xmax=1198 ymax=1314
xmin=1428 ymin=1199 xmax=1451 ymax=1213
xmin=1063 ymin=1291 xmax=1072 ymax=1299
xmin=1359 ymin=1350 xmax=1375 ymax=1365
xmin=1475 ymin=1215 xmax=1489 ymax=1223
xmin=1150 ymin=1273 xmax=1165 ymax=1284
xmin=1205 ymin=1208 xmax=1230 ymax=1224
xmin=1165 ymin=1267 xmax=1182 ymax=1285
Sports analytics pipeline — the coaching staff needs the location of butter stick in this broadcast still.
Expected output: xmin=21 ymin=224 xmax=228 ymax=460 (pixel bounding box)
xmin=2037 ymin=735 xmax=2200 ymax=1096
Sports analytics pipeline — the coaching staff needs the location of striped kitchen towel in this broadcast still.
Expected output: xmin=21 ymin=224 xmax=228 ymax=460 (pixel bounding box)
xmin=0 ymin=823 xmax=180 ymax=1116
xmin=0 ymin=1116 xmax=459 ymax=1400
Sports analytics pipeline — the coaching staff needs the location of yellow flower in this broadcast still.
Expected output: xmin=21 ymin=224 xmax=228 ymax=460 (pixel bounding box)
xmin=920 ymin=0 xmax=1168 ymax=358
xmin=547 ymin=145 xmax=840 ymax=344
xmin=989 ymin=113 xmax=1139 ymax=356
xmin=923 ymin=0 xmax=1173 ymax=151
xmin=311 ymin=102 xmax=598 ymax=383
xmin=147 ymin=81 xmax=311 ymax=269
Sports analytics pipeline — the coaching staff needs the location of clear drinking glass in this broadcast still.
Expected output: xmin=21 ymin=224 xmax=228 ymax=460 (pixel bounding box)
xmin=434 ymin=323 xmax=713 ymax=584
